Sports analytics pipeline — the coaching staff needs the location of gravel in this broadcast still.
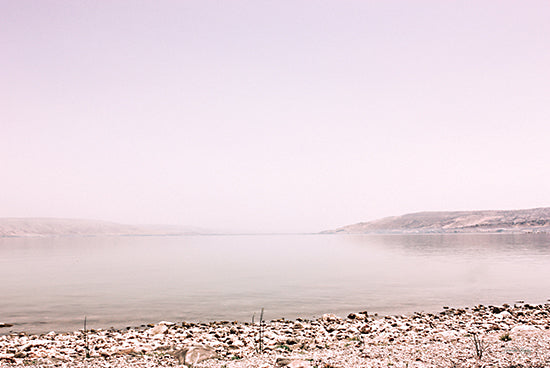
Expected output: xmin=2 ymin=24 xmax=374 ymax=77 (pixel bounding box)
xmin=1 ymin=302 xmax=549 ymax=367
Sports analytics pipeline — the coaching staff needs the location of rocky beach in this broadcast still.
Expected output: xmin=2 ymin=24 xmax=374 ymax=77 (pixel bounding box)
xmin=1 ymin=302 xmax=549 ymax=367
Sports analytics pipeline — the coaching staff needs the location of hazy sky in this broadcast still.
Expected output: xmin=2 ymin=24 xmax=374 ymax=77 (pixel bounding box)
xmin=2 ymin=1 xmax=550 ymax=233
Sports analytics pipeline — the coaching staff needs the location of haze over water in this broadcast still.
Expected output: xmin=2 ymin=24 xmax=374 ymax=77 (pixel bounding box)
xmin=1 ymin=233 xmax=549 ymax=334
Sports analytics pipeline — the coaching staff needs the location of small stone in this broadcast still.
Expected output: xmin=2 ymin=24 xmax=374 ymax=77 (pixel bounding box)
xmin=148 ymin=323 xmax=168 ymax=335
xmin=359 ymin=324 xmax=371 ymax=334
xmin=496 ymin=311 xmax=512 ymax=319
xmin=228 ymin=337 xmax=244 ymax=347
xmin=347 ymin=312 xmax=367 ymax=321
xmin=158 ymin=320 xmax=175 ymax=325
xmin=293 ymin=322 xmax=304 ymax=329
xmin=276 ymin=358 xmax=313 ymax=368
xmin=321 ymin=314 xmax=340 ymax=323
xmin=117 ymin=347 xmax=137 ymax=355
xmin=276 ymin=357 xmax=293 ymax=366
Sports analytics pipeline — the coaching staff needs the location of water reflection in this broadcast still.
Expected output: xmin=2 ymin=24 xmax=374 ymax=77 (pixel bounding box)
xmin=346 ymin=233 xmax=550 ymax=254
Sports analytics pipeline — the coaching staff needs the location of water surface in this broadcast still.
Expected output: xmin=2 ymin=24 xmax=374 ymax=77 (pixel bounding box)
xmin=1 ymin=233 xmax=549 ymax=334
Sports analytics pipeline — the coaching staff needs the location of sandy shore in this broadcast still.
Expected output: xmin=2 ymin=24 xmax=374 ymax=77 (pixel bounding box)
xmin=1 ymin=302 xmax=549 ymax=367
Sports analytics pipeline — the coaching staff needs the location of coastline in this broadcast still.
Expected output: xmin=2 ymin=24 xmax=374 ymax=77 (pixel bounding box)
xmin=1 ymin=302 xmax=549 ymax=367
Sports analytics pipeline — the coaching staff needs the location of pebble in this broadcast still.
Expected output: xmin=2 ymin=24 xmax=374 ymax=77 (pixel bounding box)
xmin=0 ymin=302 xmax=549 ymax=367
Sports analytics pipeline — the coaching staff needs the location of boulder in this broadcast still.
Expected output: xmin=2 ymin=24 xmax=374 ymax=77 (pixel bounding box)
xmin=170 ymin=345 xmax=217 ymax=367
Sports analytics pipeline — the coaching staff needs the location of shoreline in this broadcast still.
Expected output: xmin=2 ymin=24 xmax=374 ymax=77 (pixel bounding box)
xmin=3 ymin=230 xmax=550 ymax=238
xmin=1 ymin=302 xmax=550 ymax=367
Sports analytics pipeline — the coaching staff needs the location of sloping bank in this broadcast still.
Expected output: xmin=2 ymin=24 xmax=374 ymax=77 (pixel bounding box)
xmin=1 ymin=302 xmax=549 ymax=367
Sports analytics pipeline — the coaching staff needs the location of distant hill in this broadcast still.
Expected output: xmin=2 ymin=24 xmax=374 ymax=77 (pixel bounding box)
xmin=0 ymin=218 xmax=204 ymax=237
xmin=324 ymin=207 xmax=550 ymax=234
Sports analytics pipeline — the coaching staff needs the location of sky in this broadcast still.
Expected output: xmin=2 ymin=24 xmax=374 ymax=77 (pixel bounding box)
xmin=1 ymin=1 xmax=550 ymax=233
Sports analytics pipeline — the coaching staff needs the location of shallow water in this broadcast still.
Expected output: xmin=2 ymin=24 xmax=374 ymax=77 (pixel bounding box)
xmin=1 ymin=233 xmax=549 ymax=334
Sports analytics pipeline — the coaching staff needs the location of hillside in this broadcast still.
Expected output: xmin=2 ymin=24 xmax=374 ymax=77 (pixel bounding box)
xmin=0 ymin=218 xmax=202 ymax=237
xmin=325 ymin=207 xmax=550 ymax=234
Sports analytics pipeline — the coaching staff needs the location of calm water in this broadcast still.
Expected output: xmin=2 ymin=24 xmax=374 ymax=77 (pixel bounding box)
xmin=1 ymin=233 xmax=550 ymax=334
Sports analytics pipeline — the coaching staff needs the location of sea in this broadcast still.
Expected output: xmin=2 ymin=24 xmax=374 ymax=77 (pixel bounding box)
xmin=1 ymin=233 xmax=549 ymax=334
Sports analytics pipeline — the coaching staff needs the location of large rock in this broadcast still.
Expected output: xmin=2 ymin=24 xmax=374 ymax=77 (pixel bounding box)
xmin=511 ymin=325 xmax=540 ymax=334
xmin=170 ymin=345 xmax=217 ymax=367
